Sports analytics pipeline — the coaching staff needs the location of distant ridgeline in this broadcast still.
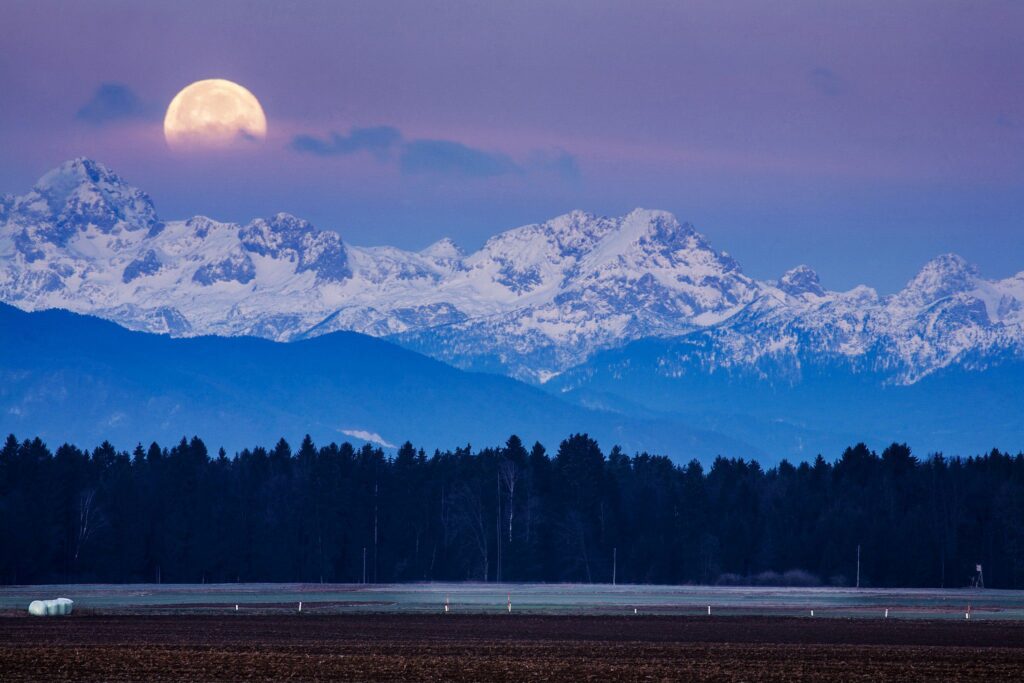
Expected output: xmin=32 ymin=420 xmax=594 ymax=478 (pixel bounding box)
xmin=1 ymin=433 xmax=1022 ymax=589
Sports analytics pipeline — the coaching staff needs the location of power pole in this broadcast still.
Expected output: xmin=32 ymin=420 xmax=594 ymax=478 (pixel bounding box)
xmin=612 ymin=547 xmax=617 ymax=586
xmin=362 ymin=547 xmax=367 ymax=584
xmin=856 ymin=545 xmax=861 ymax=588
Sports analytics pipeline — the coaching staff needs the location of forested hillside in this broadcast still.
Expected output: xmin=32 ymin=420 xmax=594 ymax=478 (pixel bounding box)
xmin=1 ymin=433 xmax=1021 ymax=588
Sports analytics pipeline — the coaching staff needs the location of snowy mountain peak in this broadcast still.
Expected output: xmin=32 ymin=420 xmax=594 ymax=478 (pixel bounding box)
xmin=258 ymin=212 xmax=315 ymax=233
xmin=3 ymin=158 xmax=162 ymax=263
xmin=527 ymin=209 xmax=615 ymax=248
xmin=548 ymin=209 xmax=599 ymax=230
xmin=239 ymin=212 xmax=350 ymax=282
xmin=614 ymin=208 xmax=698 ymax=248
xmin=777 ymin=265 xmax=825 ymax=297
xmin=32 ymin=158 xmax=157 ymax=227
xmin=34 ymin=157 xmax=114 ymax=192
xmin=420 ymin=237 xmax=463 ymax=260
xmin=625 ymin=207 xmax=688 ymax=228
xmin=901 ymin=253 xmax=979 ymax=305
xmin=575 ymin=209 xmax=745 ymax=293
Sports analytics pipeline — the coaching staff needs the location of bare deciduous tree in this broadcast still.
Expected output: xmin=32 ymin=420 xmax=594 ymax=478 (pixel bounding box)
xmin=499 ymin=459 xmax=519 ymax=543
xmin=74 ymin=488 xmax=102 ymax=566
xmin=451 ymin=482 xmax=488 ymax=581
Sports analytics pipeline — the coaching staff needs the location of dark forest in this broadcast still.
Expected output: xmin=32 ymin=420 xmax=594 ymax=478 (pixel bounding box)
xmin=1 ymin=433 xmax=1022 ymax=588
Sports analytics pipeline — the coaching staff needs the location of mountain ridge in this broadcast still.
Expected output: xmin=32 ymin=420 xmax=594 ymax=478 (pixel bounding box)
xmin=1 ymin=158 xmax=1022 ymax=385
xmin=0 ymin=301 xmax=757 ymax=459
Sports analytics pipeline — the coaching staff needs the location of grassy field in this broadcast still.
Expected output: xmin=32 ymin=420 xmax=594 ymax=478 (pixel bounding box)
xmin=2 ymin=583 xmax=1023 ymax=620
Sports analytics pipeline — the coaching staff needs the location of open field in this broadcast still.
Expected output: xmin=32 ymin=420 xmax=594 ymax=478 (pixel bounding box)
xmin=3 ymin=585 xmax=1023 ymax=682
xmin=2 ymin=613 xmax=1023 ymax=681
xmin=2 ymin=583 xmax=1024 ymax=620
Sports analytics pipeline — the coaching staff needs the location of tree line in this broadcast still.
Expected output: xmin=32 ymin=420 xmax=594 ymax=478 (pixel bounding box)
xmin=1 ymin=432 xmax=1022 ymax=588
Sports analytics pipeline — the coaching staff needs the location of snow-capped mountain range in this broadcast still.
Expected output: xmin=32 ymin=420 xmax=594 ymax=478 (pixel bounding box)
xmin=2 ymin=158 xmax=1022 ymax=385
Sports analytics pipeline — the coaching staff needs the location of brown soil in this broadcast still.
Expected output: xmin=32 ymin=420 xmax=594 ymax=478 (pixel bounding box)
xmin=1 ymin=614 xmax=1021 ymax=681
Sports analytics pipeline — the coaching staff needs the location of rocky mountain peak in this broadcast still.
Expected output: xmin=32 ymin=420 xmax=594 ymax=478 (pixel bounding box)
xmin=622 ymin=209 xmax=693 ymax=246
xmin=546 ymin=209 xmax=598 ymax=231
xmin=15 ymin=157 xmax=162 ymax=246
xmin=901 ymin=253 xmax=979 ymax=305
xmin=536 ymin=210 xmax=612 ymax=247
xmin=34 ymin=157 xmax=112 ymax=191
xmin=239 ymin=213 xmax=350 ymax=282
xmin=624 ymin=207 xmax=689 ymax=230
xmin=778 ymin=265 xmax=825 ymax=297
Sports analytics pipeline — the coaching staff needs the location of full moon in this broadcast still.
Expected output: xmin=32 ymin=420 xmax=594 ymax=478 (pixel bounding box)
xmin=163 ymin=79 xmax=267 ymax=151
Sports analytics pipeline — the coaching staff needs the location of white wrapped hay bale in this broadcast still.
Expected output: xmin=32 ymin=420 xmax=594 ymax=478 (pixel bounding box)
xmin=27 ymin=597 xmax=74 ymax=616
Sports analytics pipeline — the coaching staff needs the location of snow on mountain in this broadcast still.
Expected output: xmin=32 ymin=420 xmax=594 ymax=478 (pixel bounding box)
xmin=896 ymin=253 xmax=978 ymax=308
xmin=777 ymin=265 xmax=825 ymax=298
xmin=652 ymin=253 xmax=1024 ymax=385
xmin=393 ymin=209 xmax=760 ymax=379
xmin=1 ymin=158 xmax=1022 ymax=385
xmin=419 ymin=237 xmax=464 ymax=262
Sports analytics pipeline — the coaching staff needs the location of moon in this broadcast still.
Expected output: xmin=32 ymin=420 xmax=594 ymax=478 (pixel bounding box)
xmin=163 ymin=79 xmax=267 ymax=151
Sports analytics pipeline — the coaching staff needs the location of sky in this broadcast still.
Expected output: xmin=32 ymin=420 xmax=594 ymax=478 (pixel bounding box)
xmin=1 ymin=0 xmax=1022 ymax=292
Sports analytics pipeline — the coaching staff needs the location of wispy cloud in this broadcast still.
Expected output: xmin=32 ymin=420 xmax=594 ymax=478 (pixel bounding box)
xmin=76 ymin=83 xmax=157 ymax=125
xmin=807 ymin=67 xmax=844 ymax=97
xmin=290 ymin=126 xmax=402 ymax=160
xmin=340 ymin=429 xmax=396 ymax=448
xmin=292 ymin=125 xmax=578 ymax=180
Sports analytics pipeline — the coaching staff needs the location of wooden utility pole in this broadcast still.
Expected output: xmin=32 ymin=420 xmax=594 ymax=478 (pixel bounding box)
xmin=612 ymin=547 xmax=617 ymax=586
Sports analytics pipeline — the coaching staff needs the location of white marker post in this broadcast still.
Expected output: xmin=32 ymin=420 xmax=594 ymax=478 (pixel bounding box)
xmin=298 ymin=601 xmax=302 ymax=613
xmin=885 ymin=608 xmax=889 ymax=618
xmin=507 ymin=593 xmax=512 ymax=613
xmin=810 ymin=610 xmax=814 ymax=617
xmin=445 ymin=594 xmax=450 ymax=613
xmin=707 ymin=605 xmax=712 ymax=616
xmin=634 ymin=608 xmax=638 ymax=615
xmin=235 ymin=604 xmax=239 ymax=612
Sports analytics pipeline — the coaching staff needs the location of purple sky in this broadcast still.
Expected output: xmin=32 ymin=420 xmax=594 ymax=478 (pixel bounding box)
xmin=2 ymin=0 xmax=1022 ymax=291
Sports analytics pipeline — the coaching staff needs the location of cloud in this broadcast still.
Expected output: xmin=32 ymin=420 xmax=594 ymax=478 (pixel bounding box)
xmin=75 ymin=83 xmax=156 ymax=125
xmin=340 ymin=429 xmax=396 ymax=448
xmin=807 ymin=67 xmax=844 ymax=97
xmin=399 ymin=139 xmax=519 ymax=178
xmin=290 ymin=126 xmax=402 ymax=159
xmin=528 ymin=149 xmax=580 ymax=181
xmin=292 ymin=125 xmax=576 ymax=180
